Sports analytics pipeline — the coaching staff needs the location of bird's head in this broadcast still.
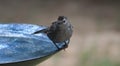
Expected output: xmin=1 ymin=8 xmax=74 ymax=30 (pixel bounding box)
xmin=51 ymin=16 xmax=71 ymax=29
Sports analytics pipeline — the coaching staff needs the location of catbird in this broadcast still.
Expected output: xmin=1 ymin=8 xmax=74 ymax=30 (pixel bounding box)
xmin=33 ymin=16 xmax=73 ymax=50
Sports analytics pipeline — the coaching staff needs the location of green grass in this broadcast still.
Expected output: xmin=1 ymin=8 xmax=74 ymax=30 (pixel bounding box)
xmin=77 ymin=45 xmax=120 ymax=66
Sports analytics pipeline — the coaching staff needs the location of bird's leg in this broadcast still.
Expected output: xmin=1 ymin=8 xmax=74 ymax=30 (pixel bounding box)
xmin=52 ymin=41 xmax=62 ymax=51
xmin=62 ymin=39 xmax=70 ymax=50
xmin=53 ymin=39 xmax=70 ymax=51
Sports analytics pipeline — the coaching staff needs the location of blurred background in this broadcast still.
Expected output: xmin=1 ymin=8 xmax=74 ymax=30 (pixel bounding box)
xmin=0 ymin=0 xmax=120 ymax=66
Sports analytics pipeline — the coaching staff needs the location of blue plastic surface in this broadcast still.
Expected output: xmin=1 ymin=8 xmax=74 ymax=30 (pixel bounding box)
xmin=0 ymin=24 xmax=67 ymax=64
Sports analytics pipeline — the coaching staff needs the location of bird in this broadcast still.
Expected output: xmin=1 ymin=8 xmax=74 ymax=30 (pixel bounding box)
xmin=33 ymin=16 xmax=73 ymax=50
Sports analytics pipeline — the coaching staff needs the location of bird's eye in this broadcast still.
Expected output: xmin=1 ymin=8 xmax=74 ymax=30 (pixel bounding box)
xmin=63 ymin=21 xmax=65 ymax=23
xmin=58 ymin=21 xmax=66 ymax=25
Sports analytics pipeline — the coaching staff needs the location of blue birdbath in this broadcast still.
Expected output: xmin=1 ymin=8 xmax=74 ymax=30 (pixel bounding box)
xmin=0 ymin=24 xmax=69 ymax=66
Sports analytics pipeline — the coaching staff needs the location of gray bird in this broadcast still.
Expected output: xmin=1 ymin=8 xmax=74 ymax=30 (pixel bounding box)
xmin=33 ymin=16 xmax=73 ymax=50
